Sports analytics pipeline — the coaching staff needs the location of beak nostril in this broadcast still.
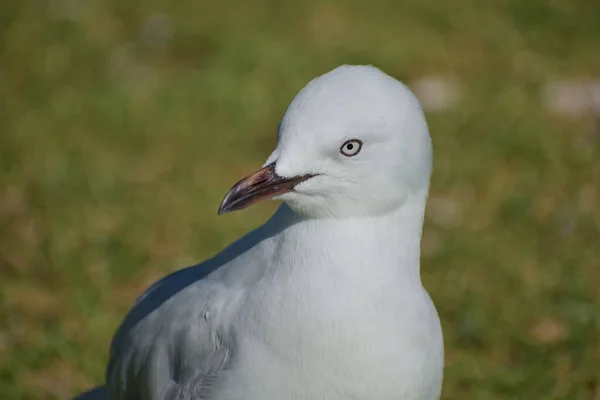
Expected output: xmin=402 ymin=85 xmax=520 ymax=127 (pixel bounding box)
xmin=254 ymin=177 xmax=269 ymax=185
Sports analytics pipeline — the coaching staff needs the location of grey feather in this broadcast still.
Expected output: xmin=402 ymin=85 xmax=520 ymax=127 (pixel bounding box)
xmin=106 ymin=217 xmax=283 ymax=400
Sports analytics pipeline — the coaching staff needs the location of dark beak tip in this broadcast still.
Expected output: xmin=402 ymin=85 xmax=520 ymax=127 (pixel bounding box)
xmin=217 ymin=204 xmax=229 ymax=216
xmin=217 ymin=185 xmax=239 ymax=216
xmin=217 ymin=195 xmax=234 ymax=216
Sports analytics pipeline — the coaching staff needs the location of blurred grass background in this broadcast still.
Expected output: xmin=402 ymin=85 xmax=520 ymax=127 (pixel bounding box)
xmin=1 ymin=0 xmax=599 ymax=399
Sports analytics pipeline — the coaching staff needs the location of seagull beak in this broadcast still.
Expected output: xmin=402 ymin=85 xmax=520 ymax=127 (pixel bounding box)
xmin=218 ymin=163 xmax=313 ymax=215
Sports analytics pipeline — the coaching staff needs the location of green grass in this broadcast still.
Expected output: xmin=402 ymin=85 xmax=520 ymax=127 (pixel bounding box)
xmin=1 ymin=0 xmax=599 ymax=398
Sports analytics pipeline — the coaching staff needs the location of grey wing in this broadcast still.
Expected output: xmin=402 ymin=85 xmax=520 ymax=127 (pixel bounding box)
xmin=106 ymin=267 xmax=238 ymax=400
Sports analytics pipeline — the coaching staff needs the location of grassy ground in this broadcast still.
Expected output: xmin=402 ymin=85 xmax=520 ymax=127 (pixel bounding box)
xmin=1 ymin=0 xmax=599 ymax=399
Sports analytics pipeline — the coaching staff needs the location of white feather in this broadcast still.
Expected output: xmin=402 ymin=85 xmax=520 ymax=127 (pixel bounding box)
xmin=105 ymin=65 xmax=444 ymax=400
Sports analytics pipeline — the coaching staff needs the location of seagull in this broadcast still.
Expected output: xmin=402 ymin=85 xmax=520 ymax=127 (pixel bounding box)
xmin=102 ymin=65 xmax=444 ymax=400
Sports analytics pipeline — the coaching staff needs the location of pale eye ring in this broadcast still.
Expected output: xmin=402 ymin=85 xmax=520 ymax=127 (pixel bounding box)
xmin=340 ymin=139 xmax=362 ymax=157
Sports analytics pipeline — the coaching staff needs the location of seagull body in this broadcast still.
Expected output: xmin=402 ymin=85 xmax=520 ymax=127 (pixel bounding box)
xmin=105 ymin=65 xmax=444 ymax=400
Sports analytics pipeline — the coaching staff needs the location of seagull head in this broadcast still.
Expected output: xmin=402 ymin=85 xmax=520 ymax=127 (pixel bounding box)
xmin=218 ymin=65 xmax=432 ymax=218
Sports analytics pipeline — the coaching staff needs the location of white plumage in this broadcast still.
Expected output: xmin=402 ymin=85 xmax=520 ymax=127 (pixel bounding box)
xmin=101 ymin=65 xmax=443 ymax=400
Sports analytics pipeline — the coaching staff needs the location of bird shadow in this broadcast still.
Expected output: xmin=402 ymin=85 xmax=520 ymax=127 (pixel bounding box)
xmin=112 ymin=205 xmax=291 ymax=339
xmin=72 ymin=386 xmax=108 ymax=400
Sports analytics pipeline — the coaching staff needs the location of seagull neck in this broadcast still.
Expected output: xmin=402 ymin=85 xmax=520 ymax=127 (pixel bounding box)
xmin=274 ymin=196 xmax=427 ymax=283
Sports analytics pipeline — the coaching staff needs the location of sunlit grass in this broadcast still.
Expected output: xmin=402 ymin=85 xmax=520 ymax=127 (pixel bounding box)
xmin=1 ymin=0 xmax=599 ymax=399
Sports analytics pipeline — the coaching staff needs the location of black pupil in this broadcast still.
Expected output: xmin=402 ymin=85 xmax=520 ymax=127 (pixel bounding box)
xmin=346 ymin=143 xmax=354 ymax=150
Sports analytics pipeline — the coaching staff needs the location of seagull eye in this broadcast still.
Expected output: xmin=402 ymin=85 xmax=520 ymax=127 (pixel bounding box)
xmin=340 ymin=139 xmax=362 ymax=157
